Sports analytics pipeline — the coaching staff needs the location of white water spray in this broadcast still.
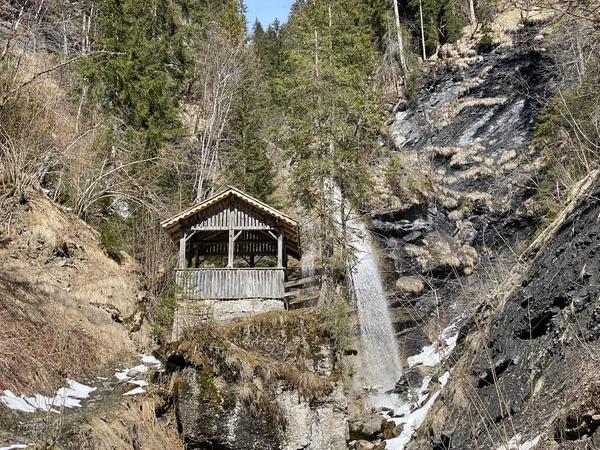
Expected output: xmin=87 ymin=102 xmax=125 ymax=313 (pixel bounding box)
xmin=347 ymin=216 xmax=403 ymax=398
xmin=302 ymin=221 xmax=316 ymax=279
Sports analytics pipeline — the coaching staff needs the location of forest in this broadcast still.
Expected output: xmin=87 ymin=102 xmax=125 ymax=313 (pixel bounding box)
xmin=1 ymin=0 xmax=600 ymax=447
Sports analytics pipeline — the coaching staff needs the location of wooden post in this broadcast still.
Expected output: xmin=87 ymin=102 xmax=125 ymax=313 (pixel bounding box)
xmin=250 ymin=254 xmax=255 ymax=268
xmin=277 ymin=227 xmax=284 ymax=268
xmin=186 ymin=241 xmax=193 ymax=268
xmin=227 ymin=199 xmax=234 ymax=268
xmin=179 ymin=229 xmax=187 ymax=269
xmin=228 ymin=229 xmax=235 ymax=268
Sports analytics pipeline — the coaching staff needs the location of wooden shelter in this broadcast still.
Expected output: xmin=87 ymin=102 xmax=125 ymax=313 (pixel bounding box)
xmin=161 ymin=187 xmax=301 ymax=300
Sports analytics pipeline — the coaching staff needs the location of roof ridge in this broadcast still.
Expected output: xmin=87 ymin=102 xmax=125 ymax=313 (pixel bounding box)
xmin=160 ymin=187 xmax=297 ymax=230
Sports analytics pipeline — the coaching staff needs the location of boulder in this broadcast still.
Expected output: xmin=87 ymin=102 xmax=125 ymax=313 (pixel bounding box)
xmin=394 ymin=367 xmax=424 ymax=394
xmin=349 ymin=413 xmax=385 ymax=440
xmin=355 ymin=441 xmax=376 ymax=450
xmin=354 ymin=440 xmax=386 ymax=450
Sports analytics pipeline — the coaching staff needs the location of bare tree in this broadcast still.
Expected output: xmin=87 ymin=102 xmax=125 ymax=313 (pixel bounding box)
xmin=186 ymin=24 xmax=245 ymax=202
xmin=393 ymin=0 xmax=408 ymax=74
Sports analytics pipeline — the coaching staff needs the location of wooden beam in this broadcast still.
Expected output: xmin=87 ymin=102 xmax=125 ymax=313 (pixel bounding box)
xmin=277 ymin=227 xmax=283 ymax=268
xmin=179 ymin=229 xmax=187 ymax=268
xmin=191 ymin=226 xmax=276 ymax=232
xmin=192 ymin=239 xmax=278 ymax=245
xmin=284 ymin=277 xmax=318 ymax=288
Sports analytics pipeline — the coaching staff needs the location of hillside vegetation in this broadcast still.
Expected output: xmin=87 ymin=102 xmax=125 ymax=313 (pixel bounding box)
xmin=1 ymin=0 xmax=600 ymax=449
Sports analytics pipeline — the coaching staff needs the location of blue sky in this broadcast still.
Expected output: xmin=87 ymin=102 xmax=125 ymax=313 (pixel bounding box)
xmin=245 ymin=0 xmax=293 ymax=29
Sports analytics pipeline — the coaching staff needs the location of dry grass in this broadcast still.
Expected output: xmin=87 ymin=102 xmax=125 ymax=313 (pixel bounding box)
xmin=168 ymin=308 xmax=337 ymax=420
xmin=0 ymin=193 xmax=150 ymax=395
xmin=396 ymin=276 xmax=426 ymax=294
xmin=67 ymin=396 xmax=183 ymax=450
xmin=405 ymin=237 xmax=478 ymax=273
xmin=428 ymin=97 xmax=508 ymax=129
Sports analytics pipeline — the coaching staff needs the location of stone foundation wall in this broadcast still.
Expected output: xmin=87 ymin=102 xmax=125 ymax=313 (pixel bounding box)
xmin=171 ymin=298 xmax=285 ymax=340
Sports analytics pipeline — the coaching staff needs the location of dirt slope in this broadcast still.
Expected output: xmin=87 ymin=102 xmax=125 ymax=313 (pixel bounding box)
xmin=0 ymin=192 xmax=151 ymax=396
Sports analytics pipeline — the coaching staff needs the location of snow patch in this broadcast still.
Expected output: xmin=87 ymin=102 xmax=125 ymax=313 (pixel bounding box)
xmin=496 ymin=434 xmax=541 ymax=450
xmin=0 ymin=445 xmax=29 ymax=450
xmin=114 ymin=354 xmax=162 ymax=382
xmin=123 ymin=387 xmax=146 ymax=396
xmin=384 ymin=372 xmax=451 ymax=450
xmin=407 ymin=322 xmax=460 ymax=368
xmin=0 ymin=380 xmax=96 ymax=413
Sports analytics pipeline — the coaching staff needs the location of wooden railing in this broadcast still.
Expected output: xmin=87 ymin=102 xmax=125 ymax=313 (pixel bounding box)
xmin=175 ymin=268 xmax=285 ymax=300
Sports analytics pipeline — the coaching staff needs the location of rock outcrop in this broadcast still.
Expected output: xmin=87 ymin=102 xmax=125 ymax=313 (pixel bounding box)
xmin=166 ymin=310 xmax=348 ymax=450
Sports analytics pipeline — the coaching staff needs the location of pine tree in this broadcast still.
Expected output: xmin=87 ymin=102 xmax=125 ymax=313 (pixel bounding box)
xmin=281 ymin=0 xmax=381 ymax=276
xmin=78 ymin=0 xmax=185 ymax=156
xmin=222 ymin=54 xmax=275 ymax=202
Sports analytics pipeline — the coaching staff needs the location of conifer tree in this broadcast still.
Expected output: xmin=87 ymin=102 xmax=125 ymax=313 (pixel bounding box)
xmin=79 ymin=0 xmax=184 ymax=156
xmin=281 ymin=0 xmax=381 ymax=281
xmin=222 ymin=54 xmax=275 ymax=202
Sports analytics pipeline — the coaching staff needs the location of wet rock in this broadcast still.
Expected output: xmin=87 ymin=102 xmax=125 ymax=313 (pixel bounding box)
xmin=394 ymin=368 xmax=424 ymax=395
xmin=349 ymin=413 xmax=385 ymax=440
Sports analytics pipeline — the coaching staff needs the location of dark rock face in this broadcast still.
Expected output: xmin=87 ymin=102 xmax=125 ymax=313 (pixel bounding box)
xmin=424 ymin=178 xmax=600 ymax=449
xmin=176 ymin=366 xmax=281 ymax=450
xmin=393 ymin=367 xmax=424 ymax=395
xmin=370 ymin=23 xmax=556 ymax=376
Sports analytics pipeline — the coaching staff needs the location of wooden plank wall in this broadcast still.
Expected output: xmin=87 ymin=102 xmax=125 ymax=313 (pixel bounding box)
xmin=191 ymin=198 xmax=276 ymax=230
xmin=176 ymin=268 xmax=285 ymax=299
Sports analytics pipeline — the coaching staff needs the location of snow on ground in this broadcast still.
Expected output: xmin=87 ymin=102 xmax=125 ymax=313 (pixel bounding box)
xmin=0 ymin=379 xmax=96 ymax=413
xmin=367 ymin=317 xmax=463 ymax=450
xmin=384 ymin=372 xmax=451 ymax=450
xmin=123 ymin=387 xmax=147 ymax=396
xmin=496 ymin=434 xmax=541 ymax=450
xmin=115 ymin=354 xmax=163 ymax=396
xmin=0 ymin=354 xmax=163 ymax=413
xmin=407 ymin=321 xmax=461 ymax=368
xmin=0 ymin=445 xmax=29 ymax=450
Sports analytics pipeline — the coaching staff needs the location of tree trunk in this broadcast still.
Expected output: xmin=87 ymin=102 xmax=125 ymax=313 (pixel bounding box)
xmin=419 ymin=0 xmax=427 ymax=60
xmin=469 ymin=0 xmax=477 ymax=36
xmin=393 ymin=0 xmax=408 ymax=74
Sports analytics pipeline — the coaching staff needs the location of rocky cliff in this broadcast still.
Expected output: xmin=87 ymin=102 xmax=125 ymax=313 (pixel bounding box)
xmin=413 ymin=172 xmax=600 ymax=449
xmin=357 ymin=8 xmax=595 ymax=450
xmin=165 ymin=310 xmax=348 ymax=450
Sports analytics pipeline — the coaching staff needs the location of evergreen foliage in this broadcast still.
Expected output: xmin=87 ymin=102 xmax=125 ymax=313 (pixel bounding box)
xmin=280 ymin=0 xmax=382 ymax=270
xmin=222 ymin=54 xmax=275 ymax=202
xmin=409 ymin=0 xmax=467 ymax=56
xmin=77 ymin=0 xmax=184 ymax=155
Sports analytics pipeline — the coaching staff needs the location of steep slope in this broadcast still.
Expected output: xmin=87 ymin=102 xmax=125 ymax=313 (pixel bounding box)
xmin=0 ymin=192 xmax=151 ymax=397
xmin=416 ymin=172 xmax=600 ymax=449
xmin=0 ymin=191 xmax=166 ymax=450
xmin=366 ymin=15 xmax=555 ymax=379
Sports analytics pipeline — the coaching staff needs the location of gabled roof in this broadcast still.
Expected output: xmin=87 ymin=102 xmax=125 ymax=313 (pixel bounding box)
xmin=161 ymin=187 xmax=301 ymax=258
xmin=161 ymin=186 xmax=298 ymax=230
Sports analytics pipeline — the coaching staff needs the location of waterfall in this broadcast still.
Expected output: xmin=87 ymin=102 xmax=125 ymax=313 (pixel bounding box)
xmin=302 ymin=221 xmax=316 ymax=279
xmin=347 ymin=216 xmax=403 ymax=398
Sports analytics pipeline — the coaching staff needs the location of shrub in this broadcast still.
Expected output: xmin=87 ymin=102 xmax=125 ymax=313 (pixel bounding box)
xmin=99 ymin=216 xmax=127 ymax=262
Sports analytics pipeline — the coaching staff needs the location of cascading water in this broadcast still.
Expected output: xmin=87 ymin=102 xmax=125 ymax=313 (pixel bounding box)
xmin=347 ymin=216 xmax=403 ymax=402
xmin=302 ymin=221 xmax=316 ymax=279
